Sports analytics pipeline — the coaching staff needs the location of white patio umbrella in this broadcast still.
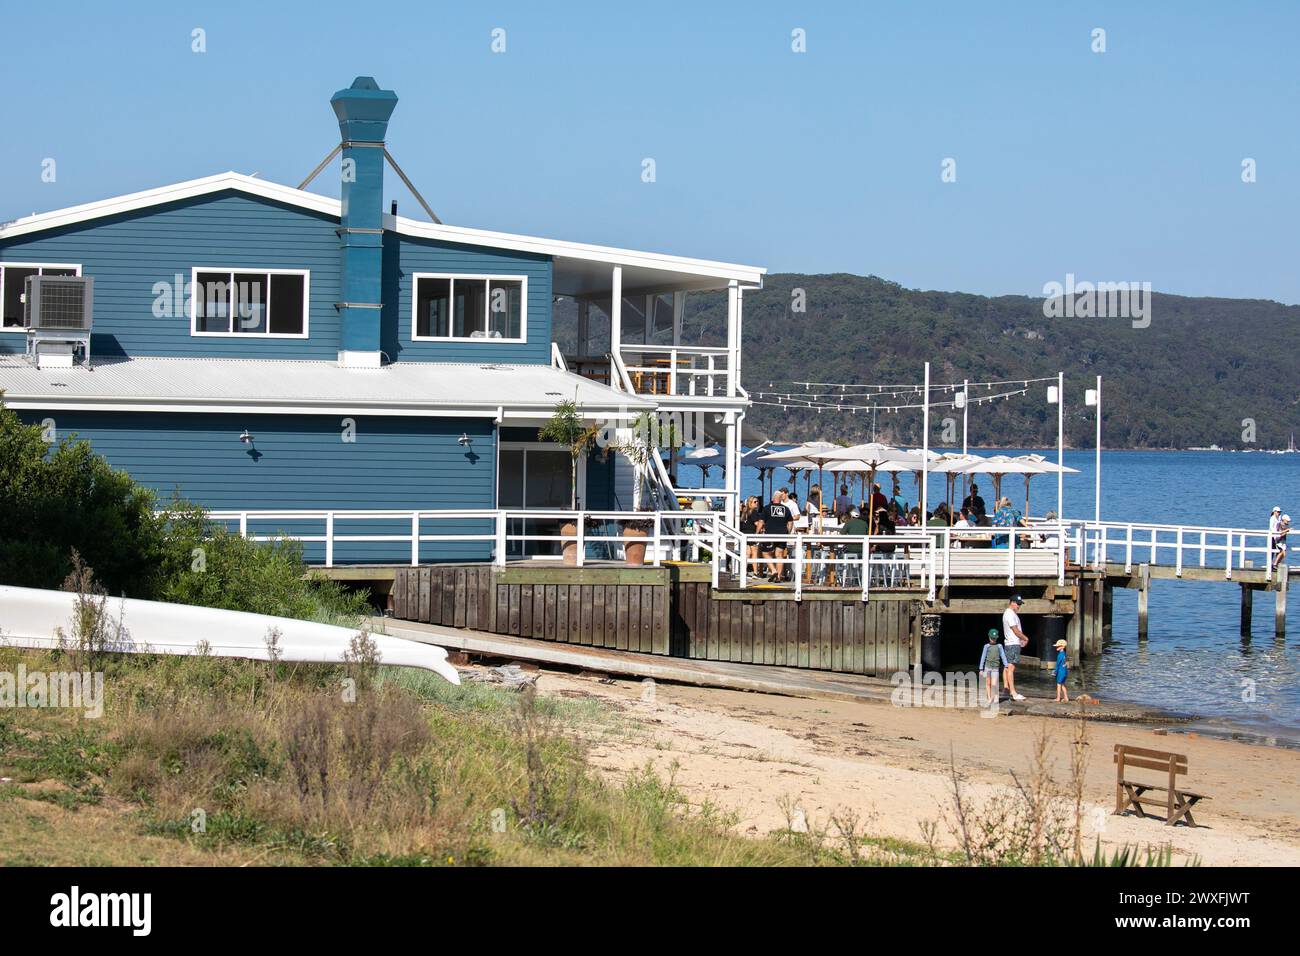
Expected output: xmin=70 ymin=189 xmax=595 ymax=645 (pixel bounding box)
xmin=938 ymin=455 xmax=1061 ymax=515
xmin=683 ymin=446 xmax=722 ymax=485
xmin=820 ymin=443 xmax=926 ymax=533
xmin=740 ymin=443 xmax=774 ymax=501
xmin=1012 ymin=454 xmax=1079 ymax=515
xmin=923 ymin=453 xmax=985 ymax=517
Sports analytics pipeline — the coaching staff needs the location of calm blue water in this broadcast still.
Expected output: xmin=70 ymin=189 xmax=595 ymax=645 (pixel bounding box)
xmin=687 ymin=447 xmax=1300 ymax=739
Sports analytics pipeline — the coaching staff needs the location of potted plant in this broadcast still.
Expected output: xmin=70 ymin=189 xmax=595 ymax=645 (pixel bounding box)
xmin=539 ymin=393 xmax=599 ymax=566
xmin=621 ymin=516 xmax=653 ymax=567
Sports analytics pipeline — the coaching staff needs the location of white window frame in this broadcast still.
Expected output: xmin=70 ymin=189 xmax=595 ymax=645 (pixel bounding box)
xmin=0 ymin=262 xmax=83 ymax=332
xmin=411 ymin=272 xmax=528 ymax=344
xmin=188 ymin=266 xmax=310 ymax=339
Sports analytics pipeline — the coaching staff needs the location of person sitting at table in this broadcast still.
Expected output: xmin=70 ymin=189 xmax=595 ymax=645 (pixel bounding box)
xmin=990 ymin=497 xmax=1025 ymax=548
xmin=839 ymin=506 xmax=870 ymax=580
xmin=806 ymin=484 xmax=825 ymax=527
xmin=951 ymin=506 xmax=972 ymax=548
xmin=834 ymin=484 xmax=853 ymax=518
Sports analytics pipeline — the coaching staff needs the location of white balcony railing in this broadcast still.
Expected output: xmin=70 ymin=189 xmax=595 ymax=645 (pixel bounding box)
xmin=617 ymin=345 xmax=733 ymax=398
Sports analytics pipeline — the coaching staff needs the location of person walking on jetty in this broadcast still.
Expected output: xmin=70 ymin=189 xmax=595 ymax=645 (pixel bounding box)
xmin=978 ymin=628 xmax=1007 ymax=708
xmin=1002 ymin=595 xmax=1028 ymax=701
xmin=1053 ymin=639 xmax=1069 ymax=703
xmin=1270 ymin=506 xmax=1289 ymax=574
xmin=762 ymin=490 xmax=798 ymax=581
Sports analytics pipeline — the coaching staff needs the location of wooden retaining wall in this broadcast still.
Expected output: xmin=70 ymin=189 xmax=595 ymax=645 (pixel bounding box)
xmin=393 ymin=565 xmax=670 ymax=655
xmin=673 ymin=578 xmax=918 ymax=675
xmin=391 ymin=563 xmax=917 ymax=676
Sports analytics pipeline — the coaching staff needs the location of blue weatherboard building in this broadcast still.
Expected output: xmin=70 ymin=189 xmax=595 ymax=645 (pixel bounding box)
xmin=0 ymin=78 xmax=764 ymax=564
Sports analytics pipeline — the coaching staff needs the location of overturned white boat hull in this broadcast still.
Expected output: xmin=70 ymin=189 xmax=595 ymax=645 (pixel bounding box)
xmin=0 ymin=585 xmax=459 ymax=685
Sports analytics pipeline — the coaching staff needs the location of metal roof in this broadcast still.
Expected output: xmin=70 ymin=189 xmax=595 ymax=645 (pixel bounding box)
xmin=0 ymin=355 xmax=653 ymax=419
xmin=0 ymin=172 xmax=766 ymax=289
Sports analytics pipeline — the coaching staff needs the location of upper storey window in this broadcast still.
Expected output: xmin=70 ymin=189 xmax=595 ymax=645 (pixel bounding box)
xmin=413 ymin=273 xmax=525 ymax=343
xmin=191 ymin=268 xmax=308 ymax=337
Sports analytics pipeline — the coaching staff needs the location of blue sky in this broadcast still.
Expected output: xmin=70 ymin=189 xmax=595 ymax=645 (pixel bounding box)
xmin=3 ymin=1 xmax=1297 ymax=303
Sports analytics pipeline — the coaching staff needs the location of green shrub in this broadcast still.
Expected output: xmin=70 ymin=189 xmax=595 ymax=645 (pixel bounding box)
xmin=0 ymin=402 xmax=166 ymax=594
xmin=0 ymin=401 xmax=368 ymax=625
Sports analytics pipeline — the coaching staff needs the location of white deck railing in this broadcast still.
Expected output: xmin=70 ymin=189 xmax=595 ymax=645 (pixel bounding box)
xmin=197 ymin=509 xmax=1283 ymax=593
xmin=617 ymin=345 xmax=733 ymax=397
xmin=204 ymin=508 xmax=726 ymax=569
xmin=1066 ymin=520 xmax=1279 ymax=580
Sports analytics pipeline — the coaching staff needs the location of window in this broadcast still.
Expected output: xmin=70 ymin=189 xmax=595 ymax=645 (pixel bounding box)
xmin=0 ymin=263 xmax=81 ymax=330
xmin=190 ymin=268 xmax=308 ymax=337
xmin=412 ymin=274 xmax=526 ymax=342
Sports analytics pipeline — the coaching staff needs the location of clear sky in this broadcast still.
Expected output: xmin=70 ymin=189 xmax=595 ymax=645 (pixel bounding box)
xmin=3 ymin=1 xmax=1297 ymax=303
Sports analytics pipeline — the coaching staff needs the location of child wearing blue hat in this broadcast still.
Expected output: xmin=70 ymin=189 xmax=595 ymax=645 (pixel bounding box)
xmin=1053 ymin=639 xmax=1069 ymax=703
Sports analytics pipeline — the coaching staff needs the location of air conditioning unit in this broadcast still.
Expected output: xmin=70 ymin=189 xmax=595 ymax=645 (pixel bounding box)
xmin=23 ymin=274 xmax=93 ymax=368
xmin=24 ymin=274 xmax=93 ymax=331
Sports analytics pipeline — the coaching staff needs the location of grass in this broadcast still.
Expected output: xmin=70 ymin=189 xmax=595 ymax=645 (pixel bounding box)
xmin=0 ymin=643 xmax=820 ymax=866
xmin=0 ymin=629 xmax=1188 ymax=867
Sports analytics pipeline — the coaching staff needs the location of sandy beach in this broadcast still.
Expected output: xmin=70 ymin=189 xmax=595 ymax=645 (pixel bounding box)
xmin=532 ymin=669 xmax=1300 ymax=866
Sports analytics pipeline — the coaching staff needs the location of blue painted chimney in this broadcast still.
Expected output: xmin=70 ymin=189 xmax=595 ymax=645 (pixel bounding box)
xmin=331 ymin=77 xmax=397 ymax=366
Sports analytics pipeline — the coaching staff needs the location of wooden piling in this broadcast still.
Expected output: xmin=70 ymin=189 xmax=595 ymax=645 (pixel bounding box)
xmin=1240 ymin=583 xmax=1253 ymax=635
xmin=1090 ymin=578 xmax=1105 ymax=656
xmin=1101 ymin=581 xmax=1113 ymax=640
xmin=1066 ymin=599 xmax=1082 ymax=668
xmin=1137 ymin=563 xmax=1150 ymax=639
xmin=1277 ymin=570 xmax=1289 ymax=636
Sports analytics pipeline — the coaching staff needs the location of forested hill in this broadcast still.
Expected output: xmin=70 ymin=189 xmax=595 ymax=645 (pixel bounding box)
xmin=555 ymin=274 xmax=1300 ymax=450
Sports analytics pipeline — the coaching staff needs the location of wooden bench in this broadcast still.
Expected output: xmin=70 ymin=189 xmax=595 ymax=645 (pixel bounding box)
xmin=1114 ymin=744 xmax=1208 ymax=826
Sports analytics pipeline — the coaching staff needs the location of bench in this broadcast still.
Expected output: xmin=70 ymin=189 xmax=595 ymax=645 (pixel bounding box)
xmin=1114 ymin=744 xmax=1208 ymax=826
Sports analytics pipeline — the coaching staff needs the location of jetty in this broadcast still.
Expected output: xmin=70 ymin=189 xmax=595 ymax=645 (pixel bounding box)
xmin=223 ymin=506 xmax=1294 ymax=680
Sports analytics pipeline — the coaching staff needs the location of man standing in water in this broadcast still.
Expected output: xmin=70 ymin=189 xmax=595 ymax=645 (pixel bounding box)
xmin=1002 ymin=595 xmax=1029 ymax=702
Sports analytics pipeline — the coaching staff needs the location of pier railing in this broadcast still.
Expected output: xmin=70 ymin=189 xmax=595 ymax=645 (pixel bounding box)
xmin=1067 ymin=520 xmax=1280 ymax=580
xmin=203 ymin=508 xmax=726 ymax=568
xmin=197 ymin=509 xmax=1281 ymax=592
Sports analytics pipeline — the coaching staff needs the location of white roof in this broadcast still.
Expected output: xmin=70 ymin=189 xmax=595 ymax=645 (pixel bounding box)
xmin=0 ymin=172 xmax=766 ymax=288
xmin=0 ymin=355 xmax=653 ymax=419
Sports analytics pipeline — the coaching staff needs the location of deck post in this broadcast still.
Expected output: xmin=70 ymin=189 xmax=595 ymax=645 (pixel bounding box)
xmin=1240 ymin=583 xmax=1253 ymax=635
xmin=1066 ymin=595 xmax=1082 ymax=668
xmin=494 ymin=512 xmax=507 ymax=567
xmin=1276 ymin=569 xmax=1288 ymax=636
xmin=1101 ymin=580 xmax=1113 ymax=640
xmin=1137 ymin=562 xmax=1150 ymax=639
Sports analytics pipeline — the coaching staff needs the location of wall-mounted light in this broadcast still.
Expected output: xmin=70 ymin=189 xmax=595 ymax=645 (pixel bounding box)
xmin=239 ymin=430 xmax=255 ymax=444
xmin=457 ymin=433 xmax=473 ymax=447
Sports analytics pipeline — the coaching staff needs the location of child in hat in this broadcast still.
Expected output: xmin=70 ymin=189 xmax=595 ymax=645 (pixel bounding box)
xmin=978 ymin=628 xmax=1007 ymax=707
xmin=1053 ymin=639 xmax=1069 ymax=702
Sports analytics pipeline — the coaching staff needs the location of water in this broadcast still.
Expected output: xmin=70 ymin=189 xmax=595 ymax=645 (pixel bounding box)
xmin=687 ymin=447 xmax=1300 ymax=740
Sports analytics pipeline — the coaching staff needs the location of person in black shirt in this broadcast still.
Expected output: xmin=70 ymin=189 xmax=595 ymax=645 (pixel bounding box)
xmin=961 ymin=482 xmax=987 ymax=521
xmin=762 ymin=490 xmax=797 ymax=580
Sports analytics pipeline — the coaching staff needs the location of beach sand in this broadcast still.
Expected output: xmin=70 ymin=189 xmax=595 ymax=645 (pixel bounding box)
xmin=534 ymin=670 xmax=1300 ymax=866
